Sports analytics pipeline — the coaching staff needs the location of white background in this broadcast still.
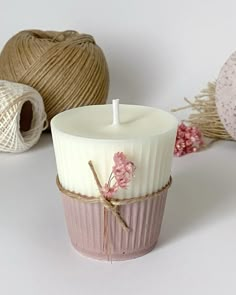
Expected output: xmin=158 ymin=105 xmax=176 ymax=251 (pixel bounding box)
xmin=1 ymin=0 xmax=236 ymax=294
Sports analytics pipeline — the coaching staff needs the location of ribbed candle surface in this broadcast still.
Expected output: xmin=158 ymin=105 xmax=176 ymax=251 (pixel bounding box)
xmin=51 ymin=104 xmax=178 ymax=199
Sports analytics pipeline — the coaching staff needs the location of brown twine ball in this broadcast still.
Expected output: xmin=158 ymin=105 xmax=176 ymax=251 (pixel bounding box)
xmin=0 ymin=30 xmax=109 ymax=122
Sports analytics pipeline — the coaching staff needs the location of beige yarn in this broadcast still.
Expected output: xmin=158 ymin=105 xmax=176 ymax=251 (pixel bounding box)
xmin=0 ymin=30 xmax=109 ymax=122
xmin=0 ymin=80 xmax=47 ymax=153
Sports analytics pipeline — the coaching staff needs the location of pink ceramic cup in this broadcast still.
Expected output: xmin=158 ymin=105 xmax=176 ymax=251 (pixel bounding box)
xmin=61 ymin=184 xmax=169 ymax=261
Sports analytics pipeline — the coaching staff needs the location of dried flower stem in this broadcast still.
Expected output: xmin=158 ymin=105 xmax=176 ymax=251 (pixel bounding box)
xmin=88 ymin=160 xmax=129 ymax=232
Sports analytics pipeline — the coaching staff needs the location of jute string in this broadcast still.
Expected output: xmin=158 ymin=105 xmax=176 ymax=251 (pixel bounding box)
xmin=172 ymin=82 xmax=234 ymax=141
xmin=56 ymin=161 xmax=172 ymax=231
xmin=0 ymin=30 xmax=109 ymax=122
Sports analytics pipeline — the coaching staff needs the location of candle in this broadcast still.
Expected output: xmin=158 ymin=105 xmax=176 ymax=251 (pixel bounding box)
xmin=51 ymin=101 xmax=178 ymax=260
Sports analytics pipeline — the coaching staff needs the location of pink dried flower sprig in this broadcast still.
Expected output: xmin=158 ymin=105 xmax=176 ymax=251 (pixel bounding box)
xmin=174 ymin=122 xmax=204 ymax=157
xmin=101 ymin=152 xmax=136 ymax=199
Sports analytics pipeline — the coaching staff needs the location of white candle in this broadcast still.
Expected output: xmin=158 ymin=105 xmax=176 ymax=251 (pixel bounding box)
xmin=51 ymin=103 xmax=178 ymax=199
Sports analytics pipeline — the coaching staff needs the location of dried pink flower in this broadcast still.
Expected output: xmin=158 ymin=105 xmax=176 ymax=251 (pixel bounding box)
xmin=125 ymin=161 xmax=136 ymax=174
xmin=174 ymin=123 xmax=204 ymax=157
xmin=116 ymin=176 xmax=129 ymax=189
xmin=100 ymin=183 xmax=118 ymax=199
xmin=113 ymin=152 xmax=127 ymax=165
xmin=112 ymin=153 xmax=135 ymax=187
xmin=100 ymin=152 xmax=136 ymax=199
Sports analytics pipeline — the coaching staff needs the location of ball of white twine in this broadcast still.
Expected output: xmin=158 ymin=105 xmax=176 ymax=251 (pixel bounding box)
xmin=0 ymin=80 xmax=47 ymax=153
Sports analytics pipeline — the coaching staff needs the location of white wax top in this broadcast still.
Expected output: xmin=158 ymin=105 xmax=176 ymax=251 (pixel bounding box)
xmin=51 ymin=104 xmax=177 ymax=140
xmin=51 ymin=103 xmax=178 ymax=198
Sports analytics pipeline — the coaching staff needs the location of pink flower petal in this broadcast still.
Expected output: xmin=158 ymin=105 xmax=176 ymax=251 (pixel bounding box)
xmin=100 ymin=183 xmax=118 ymax=199
xmin=174 ymin=123 xmax=204 ymax=157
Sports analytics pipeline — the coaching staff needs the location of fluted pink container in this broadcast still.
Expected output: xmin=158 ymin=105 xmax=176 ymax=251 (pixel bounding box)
xmin=61 ymin=185 xmax=169 ymax=261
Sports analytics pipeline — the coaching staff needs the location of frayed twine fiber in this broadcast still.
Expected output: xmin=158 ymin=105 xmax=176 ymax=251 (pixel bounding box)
xmin=0 ymin=30 xmax=109 ymax=122
xmin=172 ymin=82 xmax=234 ymax=141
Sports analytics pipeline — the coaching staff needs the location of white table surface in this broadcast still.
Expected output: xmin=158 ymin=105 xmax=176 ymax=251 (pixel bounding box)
xmin=0 ymin=133 xmax=236 ymax=295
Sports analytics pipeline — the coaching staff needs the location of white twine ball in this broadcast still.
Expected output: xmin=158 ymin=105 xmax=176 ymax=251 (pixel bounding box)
xmin=0 ymin=80 xmax=47 ymax=152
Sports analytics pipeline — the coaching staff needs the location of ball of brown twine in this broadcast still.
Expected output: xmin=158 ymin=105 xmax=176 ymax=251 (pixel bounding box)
xmin=0 ymin=30 xmax=109 ymax=122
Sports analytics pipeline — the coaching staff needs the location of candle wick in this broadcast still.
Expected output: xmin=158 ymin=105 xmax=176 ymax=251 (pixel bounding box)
xmin=112 ymin=99 xmax=120 ymax=126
